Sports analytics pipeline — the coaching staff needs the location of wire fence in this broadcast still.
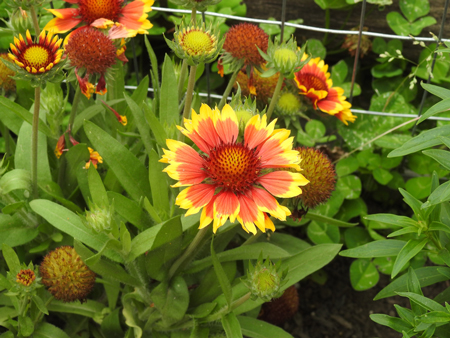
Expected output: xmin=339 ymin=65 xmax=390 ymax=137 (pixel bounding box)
xmin=147 ymin=3 xmax=450 ymax=122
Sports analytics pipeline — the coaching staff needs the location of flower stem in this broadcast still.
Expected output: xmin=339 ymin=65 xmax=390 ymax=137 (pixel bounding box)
xmin=178 ymin=65 xmax=198 ymax=141
xmin=68 ymin=85 xmax=82 ymax=129
xmin=191 ymin=8 xmax=197 ymax=24
xmin=201 ymin=292 xmax=251 ymax=323
xmin=168 ymin=227 xmax=209 ymax=280
xmin=266 ymin=74 xmax=284 ymax=121
xmin=218 ymin=69 xmax=239 ymax=110
xmin=30 ymin=6 xmax=40 ymax=36
xmin=31 ymin=86 xmax=41 ymax=199
xmin=177 ymin=60 xmax=188 ymax=102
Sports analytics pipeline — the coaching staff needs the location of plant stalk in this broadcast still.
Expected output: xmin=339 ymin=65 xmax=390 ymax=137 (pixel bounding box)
xmin=31 ymin=87 xmax=41 ymax=199
xmin=178 ymin=65 xmax=198 ymax=141
xmin=265 ymin=74 xmax=284 ymax=120
xmin=68 ymin=85 xmax=82 ymax=129
xmin=168 ymin=227 xmax=209 ymax=280
xmin=30 ymin=6 xmax=40 ymax=36
xmin=177 ymin=60 xmax=188 ymax=102
xmin=218 ymin=69 xmax=238 ymax=110
xmin=201 ymin=292 xmax=252 ymax=323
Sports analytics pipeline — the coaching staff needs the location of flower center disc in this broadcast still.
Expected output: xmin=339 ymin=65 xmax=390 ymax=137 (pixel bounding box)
xmin=79 ymin=0 xmax=122 ymax=23
xmin=182 ymin=30 xmax=213 ymax=56
xmin=22 ymin=46 xmax=51 ymax=70
xmin=297 ymin=73 xmax=327 ymax=91
xmin=205 ymin=143 xmax=260 ymax=193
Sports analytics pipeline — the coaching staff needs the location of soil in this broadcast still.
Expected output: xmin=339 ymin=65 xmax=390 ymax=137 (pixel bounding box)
xmin=278 ymin=256 xmax=448 ymax=338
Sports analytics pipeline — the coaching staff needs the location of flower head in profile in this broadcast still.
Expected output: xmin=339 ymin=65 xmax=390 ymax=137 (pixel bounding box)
xmin=294 ymin=54 xmax=356 ymax=125
xmin=40 ymin=246 xmax=96 ymax=303
xmin=160 ymin=104 xmax=309 ymax=235
xmin=219 ymin=23 xmax=268 ymax=94
xmin=0 ymin=53 xmax=16 ymax=94
xmin=166 ymin=20 xmax=223 ymax=66
xmin=341 ymin=27 xmax=372 ymax=58
xmin=44 ymin=0 xmax=154 ymax=37
xmin=65 ymin=26 xmax=128 ymax=99
xmin=84 ymin=147 xmax=103 ymax=169
xmin=6 ymin=30 xmax=65 ymax=86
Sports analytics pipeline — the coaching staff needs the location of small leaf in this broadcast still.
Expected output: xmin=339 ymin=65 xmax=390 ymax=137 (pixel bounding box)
xmin=335 ymin=156 xmax=359 ymax=177
xmin=305 ymin=120 xmax=326 ymax=139
xmin=238 ymin=316 xmax=294 ymax=338
xmin=307 ymin=222 xmax=340 ymax=244
xmin=350 ymin=258 xmax=380 ymax=290
xmin=396 ymin=292 xmax=446 ymax=312
xmin=370 ymin=314 xmax=413 ymax=333
xmin=392 ymin=238 xmax=428 ymax=278
xmin=340 ymin=240 xmax=406 ymax=258
xmin=373 ymin=168 xmax=393 ymax=185
xmin=222 ymin=312 xmax=243 ymax=338
xmin=88 ymin=165 xmax=108 ymax=207
xmin=211 ymin=238 xmax=233 ymax=310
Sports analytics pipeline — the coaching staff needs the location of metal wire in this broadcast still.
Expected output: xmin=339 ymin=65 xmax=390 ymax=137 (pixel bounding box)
xmin=153 ymin=6 xmax=450 ymax=42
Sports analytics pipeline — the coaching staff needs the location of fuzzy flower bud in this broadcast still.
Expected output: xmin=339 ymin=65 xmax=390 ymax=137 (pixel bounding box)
xmin=84 ymin=203 xmax=113 ymax=233
xmin=242 ymin=256 xmax=287 ymax=302
xmin=276 ymin=90 xmax=303 ymax=117
xmin=40 ymin=246 xmax=96 ymax=303
xmin=165 ymin=19 xmax=223 ymax=66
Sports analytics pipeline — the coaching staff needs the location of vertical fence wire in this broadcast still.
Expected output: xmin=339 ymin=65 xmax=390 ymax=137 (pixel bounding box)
xmin=411 ymin=0 xmax=450 ymax=134
xmin=349 ymin=0 xmax=367 ymax=103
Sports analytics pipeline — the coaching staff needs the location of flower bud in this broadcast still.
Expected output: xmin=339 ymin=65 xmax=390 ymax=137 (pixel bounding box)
xmin=84 ymin=203 xmax=112 ymax=233
xmin=40 ymin=246 xmax=96 ymax=303
xmin=275 ymin=90 xmax=303 ymax=117
xmin=16 ymin=269 xmax=36 ymax=286
xmin=242 ymin=256 xmax=287 ymax=302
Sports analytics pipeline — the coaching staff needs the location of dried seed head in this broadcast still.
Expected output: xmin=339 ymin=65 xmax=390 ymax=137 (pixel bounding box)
xmin=40 ymin=246 xmax=96 ymax=303
xmin=259 ymin=285 xmax=299 ymax=325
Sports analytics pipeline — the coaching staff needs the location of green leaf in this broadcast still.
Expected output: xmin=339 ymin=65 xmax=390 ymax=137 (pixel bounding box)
xmin=307 ymin=221 xmax=340 ymax=244
xmin=386 ymin=12 xmax=410 ymax=36
xmin=405 ymin=176 xmax=432 ymax=200
xmin=88 ymin=165 xmax=108 ymax=207
xmin=304 ymin=211 xmax=358 ymax=227
xmin=314 ymin=0 xmax=349 ymax=10
xmin=350 ymin=258 xmax=380 ymax=290
xmin=340 ymin=240 xmax=406 ymax=258
xmin=374 ymin=257 xmax=395 ymax=275
xmin=423 ymin=149 xmax=450 ymax=171
xmin=124 ymin=92 xmax=153 ymax=155
xmin=305 ymin=120 xmax=326 ymax=139
xmin=211 ymin=238 xmax=232 ymax=310
xmin=34 ymin=323 xmax=70 ymax=338
xmin=101 ymin=308 xmax=124 ymax=338
xmin=344 ymin=227 xmax=372 ymax=249
xmin=422 ymin=83 xmax=450 ymax=99
xmin=388 ymin=125 xmax=450 ymax=157
xmin=392 ymin=238 xmax=428 ymax=278
xmin=222 ymin=312 xmax=243 ymax=338
xmin=400 ymin=0 xmax=430 ymax=21
xmin=336 ymin=175 xmax=361 ymax=199
xmin=335 ymin=156 xmax=359 ymax=177
xmin=423 ymin=180 xmax=450 ymax=208
xmin=0 ymin=169 xmax=30 ymax=194
xmin=331 ymin=60 xmax=348 ymax=86
xmin=365 ymin=214 xmax=419 ymax=228
xmin=48 ymin=299 xmax=106 ymax=319
xmin=74 ymin=240 xmax=142 ymax=287
xmin=370 ymin=314 xmax=413 ymax=333
xmin=107 ymin=192 xmax=146 ymax=230
xmin=30 ymin=200 xmax=122 ymax=262
xmin=420 ymin=311 xmax=450 ymax=324
xmin=2 ymin=244 xmax=20 ymax=273
xmin=149 ymin=149 xmax=169 ymax=218
xmin=151 ymin=276 xmax=189 ymax=327
xmin=32 ymin=294 xmax=49 ymax=315
xmin=238 ymin=316 xmax=294 ymax=338
xmin=373 ymin=168 xmax=393 ymax=185
xmin=186 ymin=243 xmax=290 ymax=274
xmin=0 ymin=214 xmax=39 ymax=248
xmin=19 ymin=315 xmax=34 ymax=336
xmin=72 ymin=104 xmax=105 ymax=134
xmin=144 ymin=103 xmax=167 ymax=149
xmin=418 ymin=98 xmax=450 ymax=124
xmin=107 ymin=61 xmax=126 ymax=113
xmin=305 ymin=38 xmax=326 ymax=59
xmin=84 ymin=120 xmax=151 ymax=202
xmin=160 ymin=55 xmax=179 ymax=126
xmin=396 ymin=292 xmax=446 ymax=312
xmin=410 ymin=16 xmax=436 ymax=36
xmin=127 ymin=216 xmax=182 ymax=262
xmin=375 ymin=266 xmax=450 ymax=300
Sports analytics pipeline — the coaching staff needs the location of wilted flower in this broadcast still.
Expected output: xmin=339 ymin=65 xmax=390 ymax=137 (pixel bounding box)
xmin=44 ymin=0 xmax=154 ymax=37
xmin=235 ymin=65 xmax=280 ymax=102
xmin=160 ymin=104 xmax=309 ymax=234
xmin=40 ymin=246 xmax=96 ymax=303
xmin=290 ymin=147 xmax=336 ymax=219
xmin=65 ymin=26 xmax=128 ymax=99
xmin=101 ymin=100 xmax=127 ymax=126
xmin=219 ymin=23 xmax=268 ymax=94
xmin=341 ymin=27 xmax=372 ymax=58
xmin=54 ymin=133 xmax=66 ymax=159
xmin=84 ymin=147 xmax=103 ymax=169
xmin=6 ymin=30 xmax=65 ymax=87
xmin=165 ymin=20 xmax=223 ymax=66
xmin=0 ymin=54 xmax=16 ymax=94
xmin=294 ymin=54 xmax=356 ymax=125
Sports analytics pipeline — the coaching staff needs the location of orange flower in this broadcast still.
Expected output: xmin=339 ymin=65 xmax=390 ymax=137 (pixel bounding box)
xmin=160 ymin=104 xmax=309 ymax=235
xmin=84 ymin=147 xmax=103 ymax=169
xmin=44 ymin=0 xmax=154 ymax=37
xmin=54 ymin=134 xmax=66 ymax=158
xmin=294 ymin=55 xmax=356 ymax=124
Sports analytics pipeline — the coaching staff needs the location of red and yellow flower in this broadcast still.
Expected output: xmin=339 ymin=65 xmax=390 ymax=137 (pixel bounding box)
xmin=294 ymin=55 xmax=356 ymax=124
xmin=160 ymin=104 xmax=309 ymax=235
xmin=84 ymin=147 xmax=103 ymax=169
xmin=44 ymin=0 xmax=154 ymax=37
xmin=8 ymin=30 xmax=63 ymax=74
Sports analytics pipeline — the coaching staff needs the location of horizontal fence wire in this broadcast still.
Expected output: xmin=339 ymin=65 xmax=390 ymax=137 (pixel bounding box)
xmin=123 ymin=85 xmax=450 ymax=122
xmin=153 ymin=6 xmax=450 ymax=42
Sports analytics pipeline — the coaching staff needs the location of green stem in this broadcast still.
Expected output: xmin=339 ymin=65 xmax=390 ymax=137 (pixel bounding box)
xmin=177 ymin=60 xmax=188 ymax=102
xmin=201 ymin=292 xmax=251 ymax=323
xmin=265 ymin=74 xmax=284 ymax=121
xmin=191 ymin=8 xmax=197 ymax=24
xmin=178 ymin=65 xmax=198 ymax=141
xmin=168 ymin=227 xmax=209 ymax=280
xmin=30 ymin=6 xmax=40 ymax=36
xmin=33 ymin=296 xmax=53 ymax=325
xmin=218 ymin=70 xmax=239 ymax=110
xmin=31 ymin=87 xmax=41 ymax=199
xmin=241 ymin=231 xmax=262 ymax=246
xmin=68 ymin=85 xmax=82 ymax=129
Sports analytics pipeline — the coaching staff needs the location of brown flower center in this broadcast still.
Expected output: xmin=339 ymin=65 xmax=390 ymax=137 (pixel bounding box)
xmin=78 ymin=0 xmax=123 ymax=23
xmin=204 ymin=143 xmax=260 ymax=193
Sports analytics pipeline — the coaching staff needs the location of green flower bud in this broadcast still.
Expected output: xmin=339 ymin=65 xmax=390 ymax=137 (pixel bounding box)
xmin=84 ymin=202 xmax=113 ymax=233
